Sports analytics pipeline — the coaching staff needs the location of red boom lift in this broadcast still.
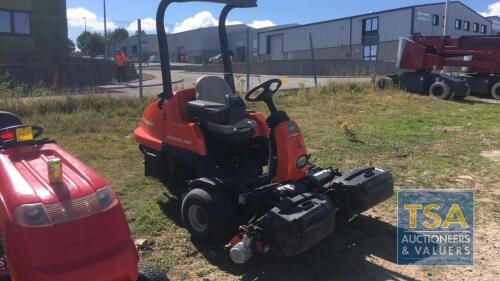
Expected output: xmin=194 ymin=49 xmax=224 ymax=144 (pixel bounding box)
xmin=377 ymin=34 xmax=500 ymax=100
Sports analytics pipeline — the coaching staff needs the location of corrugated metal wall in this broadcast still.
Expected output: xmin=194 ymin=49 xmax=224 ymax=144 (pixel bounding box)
xmin=259 ymin=8 xmax=414 ymax=56
xmin=258 ymin=2 xmax=494 ymax=61
xmin=258 ymin=19 xmax=350 ymax=55
xmin=413 ymin=2 xmax=491 ymax=36
xmin=351 ymin=9 xmax=412 ymax=44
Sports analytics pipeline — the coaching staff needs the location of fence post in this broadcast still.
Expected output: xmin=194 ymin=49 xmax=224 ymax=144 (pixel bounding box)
xmin=246 ymin=27 xmax=251 ymax=92
xmin=103 ymin=0 xmax=109 ymax=58
xmin=309 ymin=32 xmax=318 ymax=88
xmin=138 ymin=19 xmax=144 ymax=99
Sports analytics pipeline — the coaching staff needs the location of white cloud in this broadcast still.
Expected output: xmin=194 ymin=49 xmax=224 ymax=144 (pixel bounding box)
xmin=173 ymin=11 xmax=218 ymax=33
xmin=127 ymin=18 xmax=160 ymax=34
xmin=249 ymin=20 xmax=275 ymax=29
xmin=171 ymin=11 xmax=271 ymax=33
xmin=68 ymin=8 xmax=274 ymax=35
xmin=67 ymin=7 xmax=116 ymax=32
xmin=480 ymin=2 xmax=500 ymax=17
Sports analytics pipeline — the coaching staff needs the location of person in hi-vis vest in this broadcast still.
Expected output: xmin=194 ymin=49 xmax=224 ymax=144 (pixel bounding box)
xmin=115 ymin=51 xmax=128 ymax=83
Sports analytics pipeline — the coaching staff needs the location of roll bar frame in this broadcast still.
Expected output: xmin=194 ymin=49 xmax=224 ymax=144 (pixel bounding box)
xmin=156 ymin=0 xmax=257 ymax=105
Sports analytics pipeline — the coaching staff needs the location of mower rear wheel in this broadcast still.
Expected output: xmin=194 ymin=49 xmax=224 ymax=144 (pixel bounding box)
xmin=182 ymin=188 xmax=237 ymax=243
xmin=429 ymin=81 xmax=451 ymax=100
xmin=137 ymin=263 xmax=168 ymax=281
xmin=491 ymin=82 xmax=500 ymax=100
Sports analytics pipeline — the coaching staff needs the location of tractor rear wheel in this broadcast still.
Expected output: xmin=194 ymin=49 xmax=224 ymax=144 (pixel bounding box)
xmin=376 ymin=77 xmax=394 ymax=90
xmin=182 ymin=188 xmax=237 ymax=243
xmin=429 ymin=81 xmax=451 ymax=100
xmin=490 ymin=82 xmax=500 ymax=100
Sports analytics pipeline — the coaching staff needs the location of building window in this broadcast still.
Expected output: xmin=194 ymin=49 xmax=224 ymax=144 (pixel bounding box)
xmin=473 ymin=23 xmax=479 ymax=33
xmin=455 ymin=19 xmax=462 ymax=30
xmin=432 ymin=15 xmax=439 ymax=26
xmin=464 ymin=21 xmax=470 ymax=31
xmin=13 ymin=12 xmax=30 ymax=35
xmin=362 ymin=17 xmax=379 ymax=46
xmin=363 ymin=45 xmax=377 ymax=61
xmin=481 ymin=24 xmax=488 ymax=34
xmin=0 ymin=10 xmax=31 ymax=35
xmin=363 ymin=17 xmax=379 ymax=32
xmin=0 ymin=10 xmax=10 ymax=33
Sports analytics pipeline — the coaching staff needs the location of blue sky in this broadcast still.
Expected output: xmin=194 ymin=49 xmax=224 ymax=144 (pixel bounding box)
xmin=66 ymin=0 xmax=500 ymax=33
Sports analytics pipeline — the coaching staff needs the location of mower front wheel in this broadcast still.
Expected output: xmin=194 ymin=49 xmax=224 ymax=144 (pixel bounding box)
xmin=182 ymin=188 xmax=237 ymax=243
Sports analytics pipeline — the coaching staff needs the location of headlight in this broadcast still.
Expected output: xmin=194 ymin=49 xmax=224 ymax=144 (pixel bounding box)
xmin=96 ymin=186 xmax=118 ymax=211
xmin=14 ymin=203 xmax=52 ymax=228
xmin=296 ymin=155 xmax=308 ymax=169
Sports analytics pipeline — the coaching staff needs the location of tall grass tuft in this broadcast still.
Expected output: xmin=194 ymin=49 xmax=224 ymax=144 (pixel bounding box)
xmin=0 ymin=95 xmax=153 ymax=118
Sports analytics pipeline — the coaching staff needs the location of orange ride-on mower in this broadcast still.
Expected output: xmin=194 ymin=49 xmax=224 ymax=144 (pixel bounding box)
xmin=0 ymin=112 xmax=166 ymax=281
xmin=134 ymin=0 xmax=394 ymax=264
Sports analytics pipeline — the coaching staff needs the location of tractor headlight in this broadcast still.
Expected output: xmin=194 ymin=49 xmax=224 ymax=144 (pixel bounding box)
xmin=296 ymin=155 xmax=308 ymax=169
xmin=96 ymin=186 xmax=118 ymax=211
xmin=14 ymin=203 xmax=52 ymax=228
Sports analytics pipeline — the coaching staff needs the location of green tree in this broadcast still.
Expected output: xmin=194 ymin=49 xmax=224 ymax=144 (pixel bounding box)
xmin=109 ymin=28 xmax=129 ymax=43
xmin=77 ymin=31 xmax=105 ymax=57
xmin=67 ymin=38 xmax=76 ymax=54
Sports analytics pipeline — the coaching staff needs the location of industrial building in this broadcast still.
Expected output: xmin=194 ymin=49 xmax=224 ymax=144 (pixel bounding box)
xmin=167 ymin=24 xmax=296 ymax=64
xmin=257 ymin=1 xmax=492 ymax=62
xmin=115 ymin=24 xmax=297 ymax=64
xmin=0 ymin=0 xmax=68 ymax=61
xmin=167 ymin=24 xmax=251 ymax=64
xmin=487 ymin=16 xmax=500 ymax=34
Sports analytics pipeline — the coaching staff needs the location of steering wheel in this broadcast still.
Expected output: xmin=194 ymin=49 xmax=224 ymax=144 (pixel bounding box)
xmin=0 ymin=125 xmax=44 ymax=141
xmin=245 ymin=79 xmax=283 ymax=102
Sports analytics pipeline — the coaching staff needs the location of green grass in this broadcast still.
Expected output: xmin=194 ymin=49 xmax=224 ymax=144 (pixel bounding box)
xmin=1 ymin=84 xmax=499 ymax=280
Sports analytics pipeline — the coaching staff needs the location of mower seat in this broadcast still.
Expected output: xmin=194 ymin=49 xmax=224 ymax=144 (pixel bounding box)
xmin=188 ymin=76 xmax=256 ymax=139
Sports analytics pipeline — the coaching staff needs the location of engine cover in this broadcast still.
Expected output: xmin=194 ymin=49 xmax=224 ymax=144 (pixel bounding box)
xmin=265 ymin=193 xmax=338 ymax=257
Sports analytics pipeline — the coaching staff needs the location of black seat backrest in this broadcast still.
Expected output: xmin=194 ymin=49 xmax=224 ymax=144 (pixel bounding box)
xmin=192 ymin=76 xmax=248 ymax=125
xmin=0 ymin=111 xmax=23 ymax=130
xmin=196 ymin=76 xmax=234 ymax=104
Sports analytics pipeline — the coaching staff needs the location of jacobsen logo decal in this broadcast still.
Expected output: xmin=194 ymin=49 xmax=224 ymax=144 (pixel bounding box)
xmin=397 ymin=190 xmax=474 ymax=266
xmin=166 ymin=135 xmax=192 ymax=145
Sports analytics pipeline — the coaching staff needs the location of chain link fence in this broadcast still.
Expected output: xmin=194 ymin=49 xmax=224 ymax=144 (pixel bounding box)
xmin=0 ymin=15 xmax=147 ymax=96
xmin=1 ymin=14 xmax=397 ymax=98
